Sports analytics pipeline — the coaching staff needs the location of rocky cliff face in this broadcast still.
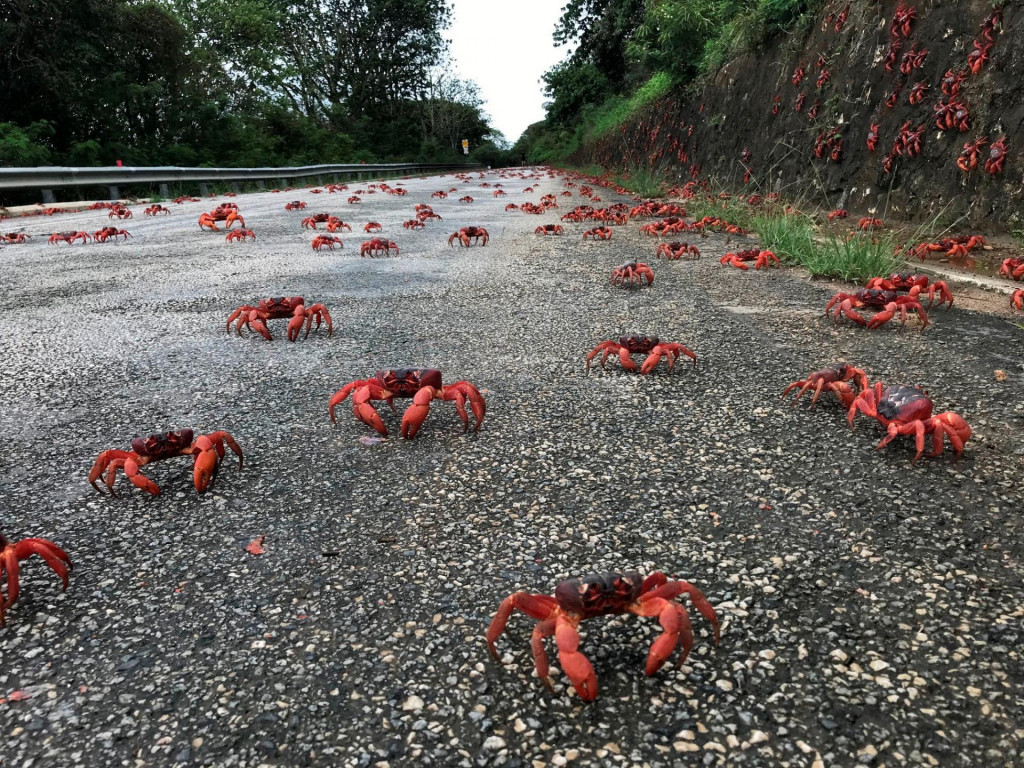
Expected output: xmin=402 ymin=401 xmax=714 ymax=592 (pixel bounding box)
xmin=575 ymin=1 xmax=1022 ymax=229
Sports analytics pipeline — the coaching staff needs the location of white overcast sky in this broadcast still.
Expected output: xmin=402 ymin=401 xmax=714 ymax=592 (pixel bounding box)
xmin=447 ymin=0 xmax=572 ymax=143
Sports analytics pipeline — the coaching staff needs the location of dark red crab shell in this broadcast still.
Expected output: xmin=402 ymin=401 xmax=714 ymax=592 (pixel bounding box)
xmin=553 ymin=571 xmax=643 ymax=617
xmin=131 ymin=429 xmax=194 ymax=458
xmin=875 ymin=385 xmax=933 ymax=423
xmin=618 ymin=334 xmax=659 ymax=354
xmin=375 ymin=367 xmax=442 ymax=396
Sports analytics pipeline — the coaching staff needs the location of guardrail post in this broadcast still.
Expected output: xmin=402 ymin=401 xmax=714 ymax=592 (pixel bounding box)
xmin=158 ymin=183 xmax=171 ymax=198
xmin=316 ymin=175 xmax=324 ymax=186
xmin=279 ymin=178 xmax=286 ymax=189
xmin=232 ymin=182 xmax=241 ymax=193
xmin=108 ymin=185 xmax=119 ymax=200
xmin=256 ymin=180 xmax=265 ymax=190
xmin=42 ymin=189 xmax=56 ymax=205
xmin=198 ymin=182 xmax=210 ymax=196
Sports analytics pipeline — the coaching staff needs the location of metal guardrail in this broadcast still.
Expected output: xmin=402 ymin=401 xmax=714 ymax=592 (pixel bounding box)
xmin=0 ymin=162 xmax=484 ymax=198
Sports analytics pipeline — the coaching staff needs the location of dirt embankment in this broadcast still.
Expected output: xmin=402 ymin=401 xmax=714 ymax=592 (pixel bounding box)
xmin=575 ymin=1 xmax=1024 ymax=229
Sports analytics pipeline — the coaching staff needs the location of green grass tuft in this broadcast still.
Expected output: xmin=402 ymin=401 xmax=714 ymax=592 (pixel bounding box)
xmin=753 ymin=211 xmax=903 ymax=281
xmin=615 ymin=166 xmax=670 ymax=198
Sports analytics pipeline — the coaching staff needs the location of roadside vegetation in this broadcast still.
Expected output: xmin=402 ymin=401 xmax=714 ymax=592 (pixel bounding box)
xmin=0 ymin=0 xmax=510 ymax=183
xmin=517 ymin=0 xmax=822 ymax=164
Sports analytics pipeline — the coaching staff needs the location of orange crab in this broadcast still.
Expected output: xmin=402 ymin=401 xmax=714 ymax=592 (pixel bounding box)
xmin=448 ymin=227 xmax=489 ymax=247
xmin=225 ymin=229 xmax=256 ymax=242
xmin=312 ymin=235 xmax=344 ymax=251
xmin=487 ymin=571 xmax=719 ymax=701
xmin=781 ymin=363 xmax=869 ymax=409
xmin=720 ymin=249 xmax=779 ymax=270
xmin=226 ymin=296 xmax=332 ymax=341
xmin=655 ymin=242 xmax=700 ymax=260
xmin=610 ymin=261 xmax=654 ymax=287
xmin=89 ymin=429 xmax=243 ymax=496
xmin=586 ymin=334 xmax=697 ymax=374
xmin=582 ymin=226 xmax=612 ymax=241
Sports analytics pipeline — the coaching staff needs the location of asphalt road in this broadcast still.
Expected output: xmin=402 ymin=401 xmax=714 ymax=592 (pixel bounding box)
xmin=1 ymin=170 xmax=1022 ymax=768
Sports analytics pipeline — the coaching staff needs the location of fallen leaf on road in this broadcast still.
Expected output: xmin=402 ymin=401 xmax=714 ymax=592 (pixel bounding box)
xmin=359 ymin=436 xmax=385 ymax=446
xmin=245 ymin=536 xmax=265 ymax=556
xmin=994 ymin=369 xmax=1007 ymax=381
xmin=7 ymin=690 xmax=32 ymax=702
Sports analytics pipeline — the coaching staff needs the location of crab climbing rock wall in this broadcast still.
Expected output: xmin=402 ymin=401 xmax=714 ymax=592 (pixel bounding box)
xmin=575 ymin=1 xmax=1023 ymax=229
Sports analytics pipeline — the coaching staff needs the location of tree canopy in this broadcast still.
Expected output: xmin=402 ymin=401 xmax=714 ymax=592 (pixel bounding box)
xmin=0 ymin=0 xmax=501 ymax=167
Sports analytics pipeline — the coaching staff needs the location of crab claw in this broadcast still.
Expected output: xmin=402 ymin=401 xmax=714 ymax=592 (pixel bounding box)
xmin=400 ymin=386 xmax=436 ymax=439
xmin=555 ymin=617 xmax=598 ymax=701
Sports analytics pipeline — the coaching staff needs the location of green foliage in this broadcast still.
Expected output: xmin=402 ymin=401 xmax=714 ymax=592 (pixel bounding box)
xmin=754 ymin=211 xmax=902 ymax=280
xmin=614 ymin=166 xmax=669 ymax=197
xmin=0 ymin=122 xmax=52 ymax=165
xmin=587 ymin=72 xmax=673 ymax=139
xmin=0 ymin=0 xmax=489 ymax=176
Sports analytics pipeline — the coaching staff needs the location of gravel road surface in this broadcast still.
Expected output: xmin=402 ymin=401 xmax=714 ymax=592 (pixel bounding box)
xmin=1 ymin=170 xmax=1022 ymax=768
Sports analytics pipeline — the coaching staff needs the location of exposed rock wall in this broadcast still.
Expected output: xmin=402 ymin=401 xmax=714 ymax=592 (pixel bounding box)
xmin=574 ymin=1 xmax=1023 ymax=229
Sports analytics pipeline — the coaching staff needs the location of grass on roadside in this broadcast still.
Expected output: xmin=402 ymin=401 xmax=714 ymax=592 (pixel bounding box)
xmin=753 ymin=211 xmax=903 ymax=281
xmin=614 ymin=166 xmax=670 ymax=198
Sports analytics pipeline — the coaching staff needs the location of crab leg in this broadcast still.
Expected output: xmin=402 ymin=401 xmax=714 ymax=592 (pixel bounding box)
xmin=442 ymin=382 xmax=486 ymax=431
xmin=88 ymin=449 xmax=134 ymax=493
xmin=585 ymin=341 xmax=620 ymax=371
xmin=401 ymin=386 xmax=436 ymax=439
xmin=629 ymin=596 xmax=694 ymax=672
xmin=530 ymin=617 xmax=558 ymax=689
xmin=555 ymin=615 xmax=598 ymax=700
xmin=618 ymin=346 xmax=639 ymax=371
xmin=639 ymin=579 xmax=721 ymax=644
xmin=123 ymin=457 xmax=163 ymax=495
xmin=486 ymin=592 xmax=558 ymax=659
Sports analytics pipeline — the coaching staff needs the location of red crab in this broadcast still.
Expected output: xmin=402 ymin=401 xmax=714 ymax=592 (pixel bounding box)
xmin=505 ymin=203 xmax=519 ymax=211
xmin=848 ymin=383 xmax=971 ymax=462
xmin=431 ymin=191 xmax=448 ymax=199
xmin=828 ymin=209 xmax=849 ymax=221
xmin=48 ymin=231 xmax=90 ymax=244
xmin=198 ymin=208 xmax=244 ymax=231
xmin=448 ymin=227 xmax=489 ymax=247
xmin=911 ymin=235 xmax=986 ymax=260
xmin=326 ymin=217 xmax=351 ymax=233
xmin=858 ymin=218 xmax=883 ymax=231
xmin=108 ymin=205 xmax=132 ymax=220
xmin=493 ymin=190 xmax=507 ymax=197
xmin=908 ymin=82 xmax=929 ymax=105
xmin=328 ymin=368 xmax=485 ymax=439
xmin=225 ymin=228 xmax=256 ymax=242
xmin=535 ymin=224 xmax=564 ymax=235
xmin=301 ymin=213 xmax=331 ymax=229
xmin=226 ymin=296 xmax=332 ymax=341
xmin=958 ymin=138 xmax=988 ymax=172
xmin=899 ymin=44 xmax=927 ymax=75
xmin=312 ymin=235 xmax=344 ymax=251
xmin=890 ymin=3 xmax=916 ymax=38
xmin=403 ymin=219 xmax=425 ymax=229
xmin=816 ymin=69 xmax=831 ymax=89
xmin=459 ymin=196 xmax=474 ymax=203
xmin=0 ymin=531 xmax=72 ymax=627
xmin=865 ymin=274 xmax=953 ymax=308
xmin=795 ymin=93 xmax=807 ymax=113
xmin=586 ymin=334 xmax=697 ymax=374
xmin=583 ymin=226 xmax=613 ymax=241
xmin=866 ymin=124 xmax=880 ymax=153
xmin=782 ymin=363 xmax=869 ymax=409
xmin=967 ymin=40 xmax=992 ymax=75
xmin=144 ymin=205 xmax=170 ymax=216
xmin=361 ymin=238 xmax=399 ymax=257
xmin=2 ymin=233 xmax=30 ymax=243
xmin=893 ymin=122 xmax=925 ymax=158
xmin=985 ymin=137 xmax=1008 ymax=175
xmin=611 ymin=261 xmax=654 ymax=287
xmin=284 ymin=201 xmax=307 ymax=210
xmin=486 ymin=570 xmax=719 ymax=701
xmin=941 ymin=69 xmax=967 ymax=97
xmin=998 ymin=258 xmax=1024 ymax=281
xmin=1012 ymin=290 xmax=1024 ymax=311
xmin=792 ymin=65 xmax=806 ymax=86
xmin=720 ymin=249 xmax=779 ymax=271
xmin=93 ymin=227 xmax=132 ymax=243
xmin=934 ymin=99 xmax=970 ymax=133
xmin=825 ymin=289 xmax=929 ymax=329
xmin=347 ymin=196 xmax=361 ymax=204
xmin=89 ymin=429 xmax=243 ymax=496
xmin=417 ymin=210 xmax=443 ymax=222
xmin=364 ymin=222 xmax=382 ymax=233
xmin=655 ymin=242 xmax=700 ymax=260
